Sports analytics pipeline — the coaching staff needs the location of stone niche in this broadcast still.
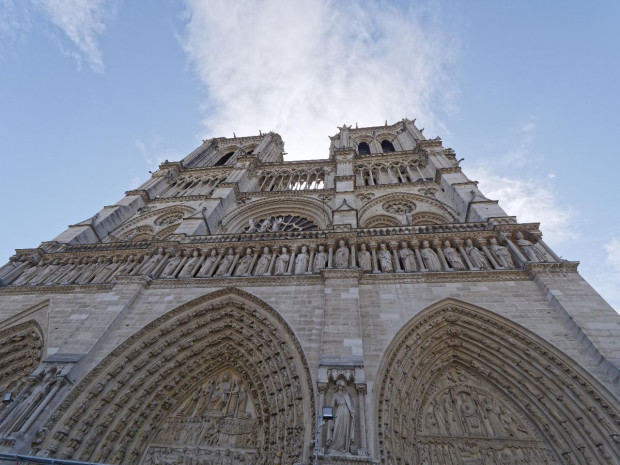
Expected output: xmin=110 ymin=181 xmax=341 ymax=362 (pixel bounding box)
xmin=141 ymin=368 xmax=258 ymax=465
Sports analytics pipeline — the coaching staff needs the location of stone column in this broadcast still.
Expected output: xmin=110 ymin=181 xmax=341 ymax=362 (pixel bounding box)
xmin=412 ymin=240 xmax=427 ymax=272
xmin=389 ymin=241 xmax=403 ymax=272
xmin=267 ymin=247 xmax=278 ymax=275
xmin=455 ymin=239 xmax=474 ymax=270
xmin=356 ymin=384 xmax=368 ymax=456
xmin=308 ymin=245 xmax=316 ymax=275
xmin=327 ymin=240 xmax=335 ymax=268
xmin=349 ymin=239 xmax=357 ymax=268
xmin=479 ymin=239 xmax=500 ymax=269
xmin=433 ymin=240 xmax=450 ymax=271
xmin=247 ymin=251 xmax=258 ymax=276
xmin=286 ymin=246 xmax=296 ymax=275
xmin=230 ymin=247 xmax=242 ymax=276
xmin=369 ymin=242 xmax=379 ymax=273
xmin=500 ymin=233 xmax=527 ymax=266
xmin=207 ymin=249 xmax=225 ymax=277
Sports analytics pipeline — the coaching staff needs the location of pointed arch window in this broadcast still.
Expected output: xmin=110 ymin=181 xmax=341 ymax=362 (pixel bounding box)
xmin=358 ymin=142 xmax=371 ymax=155
xmin=381 ymin=140 xmax=395 ymax=153
xmin=214 ymin=151 xmax=235 ymax=166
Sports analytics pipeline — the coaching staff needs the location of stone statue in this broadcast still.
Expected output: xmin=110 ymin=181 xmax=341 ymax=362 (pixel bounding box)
xmin=398 ymin=241 xmax=417 ymax=272
xmin=139 ymin=247 xmax=165 ymax=276
xmin=178 ymin=250 xmax=200 ymax=278
xmin=247 ymin=218 xmax=257 ymax=233
xmin=327 ymin=381 xmax=355 ymax=454
xmin=196 ymin=249 xmax=218 ymax=277
xmin=234 ymin=248 xmax=254 ymax=276
xmin=443 ymin=241 xmax=466 ymax=271
xmin=114 ymin=255 xmax=138 ymax=278
xmin=274 ymin=247 xmax=290 ymax=275
xmin=334 ymin=240 xmax=349 ymax=269
xmin=378 ymin=243 xmax=393 ymax=272
xmin=420 ymin=241 xmax=441 ymax=271
xmin=514 ymin=232 xmax=547 ymax=262
xmin=258 ymin=216 xmax=273 ymax=232
xmin=465 ymin=239 xmax=489 ymax=269
xmin=313 ymin=245 xmax=327 ymax=272
xmin=357 ymin=244 xmax=372 ymax=271
xmin=214 ymin=248 xmax=235 ymax=276
xmin=76 ymin=257 xmax=103 ymax=284
xmin=30 ymin=259 xmax=61 ymax=285
xmin=294 ymin=246 xmax=309 ymax=274
xmin=270 ymin=217 xmax=284 ymax=232
xmin=489 ymin=238 xmax=514 ymax=268
xmin=92 ymin=257 xmax=118 ymax=283
xmin=60 ymin=257 xmax=89 ymax=284
xmin=253 ymin=247 xmax=272 ymax=275
xmin=159 ymin=251 xmax=182 ymax=278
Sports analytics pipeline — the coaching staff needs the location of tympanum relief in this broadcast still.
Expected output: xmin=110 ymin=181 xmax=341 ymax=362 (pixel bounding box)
xmin=142 ymin=368 xmax=258 ymax=465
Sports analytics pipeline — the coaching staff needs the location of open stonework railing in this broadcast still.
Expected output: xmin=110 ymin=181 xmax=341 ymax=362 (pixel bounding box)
xmin=0 ymin=227 xmax=563 ymax=288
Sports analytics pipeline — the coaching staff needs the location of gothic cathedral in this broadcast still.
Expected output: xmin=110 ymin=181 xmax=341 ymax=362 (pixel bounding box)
xmin=0 ymin=120 xmax=618 ymax=465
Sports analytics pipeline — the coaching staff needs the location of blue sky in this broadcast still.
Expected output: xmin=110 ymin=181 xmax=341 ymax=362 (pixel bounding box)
xmin=1 ymin=0 xmax=619 ymax=310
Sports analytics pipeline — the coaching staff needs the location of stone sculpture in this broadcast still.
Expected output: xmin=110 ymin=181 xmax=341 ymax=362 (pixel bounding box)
xmin=420 ymin=241 xmax=442 ymax=271
xmin=443 ymin=241 xmax=466 ymax=271
xmin=328 ymin=381 xmax=355 ymax=454
xmin=196 ymin=249 xmax=218 ymax=277
xmin=334 ymin=240 xmax=349 ymax=269
xmin=515 ymin=232 xmax=547 ymax=262
xmin=159 ymin=251 xmax=182 ymax=278
xmin=234 ymin=248 xmax=254 ymax=276
xmin=313 ymin=245 xmax=327 ymax=272
xmin=489 ymin=238 xmax=514 ymax=268
xmin=139 ymin=247 xmax=165 ymax=276
xmin=294 ymin=246 xmax=309 ymax=274
xmin=214 ymin=248 xmax=235 ymax=276
xmin=398 ymin=241 xmax=417 ymax=272
xmin=274 ymin=247 xmax=290 ymax=275
xmin=357 ymin=244 xmax=372 ymax=271
xmin=253 ymin=247 xmax=272 ymax=275
xmin=378 ymin=243 xmax=393 ymax=272
xmin=465 ymin=239 xmax=489 ymax=269
xmin=178 ymin=250 xmax=200 ymax=278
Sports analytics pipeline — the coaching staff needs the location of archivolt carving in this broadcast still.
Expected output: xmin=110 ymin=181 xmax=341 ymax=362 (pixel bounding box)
xmin=109 ymin=206 xmax=196 ymax=242
xmin=362 ymin=215 xmax=401 ymax=228
xmin=359 ymin=193 xmax=458 ymax=226
xmin=0 ymin=320 xmax=44 ymax=397
xmin=219 ymin=196 xmax=331 ymax=233
xmin=36 ymin=288 xmax=314 ymax=465
xmin=409 ymin=212 xmax=449 ymax=225
xmin=376 ymin=299 xmax=620 ymax=465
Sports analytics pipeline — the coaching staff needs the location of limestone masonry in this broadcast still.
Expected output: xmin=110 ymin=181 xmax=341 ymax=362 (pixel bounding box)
xmin=0 ymin=120 xmax=619 ymax=465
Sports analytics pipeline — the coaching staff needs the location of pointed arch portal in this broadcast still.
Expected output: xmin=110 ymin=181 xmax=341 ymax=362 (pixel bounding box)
xmin=376 ymin=299 xmax=619 ymax=465
xmin=37 ymin=289 xmax=314 ymax=465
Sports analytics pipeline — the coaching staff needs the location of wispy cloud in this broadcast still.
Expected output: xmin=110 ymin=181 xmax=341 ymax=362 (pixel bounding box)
xmin=35 ymin=0 xmax=113 ymax=72
xmin=182 ymin=0 xmax=457 ymax=159
xmin=467 ymin=167 xmax=576 ymax=247
xmin=0 ymin=0 xmax=32 ymax=53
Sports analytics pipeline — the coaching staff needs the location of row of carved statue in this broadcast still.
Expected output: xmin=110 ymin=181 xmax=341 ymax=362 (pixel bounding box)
xmin=0 ymin=233 xmax=554 ymax=286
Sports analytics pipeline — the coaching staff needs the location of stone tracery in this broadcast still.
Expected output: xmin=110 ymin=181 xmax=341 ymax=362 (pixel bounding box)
xmin=35 ymin=289 xmax=314 ymax=465
xmin=376 ymin=299 xmax=620 ymax=465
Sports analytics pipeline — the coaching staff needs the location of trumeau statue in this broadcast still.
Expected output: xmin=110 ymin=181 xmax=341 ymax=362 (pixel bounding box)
xmin=234 ymin=248 xmax=253 ymax=276
xmin=253 ymin=247 xmax=272 ymax=275
xmin=378 ymin=243 xmax=393 ymax=272
xmin=274 ymin=247 xmax=290 ymax=275
xmin=398 ymin=241 xmax=417 ymax=272
xmin=465 ymin=239 xmax=489 ymax=269
xmin=515 ymin=231 xmax=547 ymax=262
xmin=443 ymin=241 xmax=466 ymax=271
xmin=334 ymin=240 xmax=349 ymax=269
xmin=327 ymin=380 xmax=355 ymax=455
xmin=357 ymin=244 xmax=372 ymax=271
xmin=489 ymin=238 xmax=514 ymax=268
xmin=294 ymin=246 xmax=309 ymax=274
xmin=420 ymin=240 xmax=442 ymax=271
xmin=313 ymin=245 xmax=327 ymax=272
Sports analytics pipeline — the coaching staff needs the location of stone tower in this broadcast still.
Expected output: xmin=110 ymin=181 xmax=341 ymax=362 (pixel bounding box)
xmin=0 ymin=119 xmax=618 ymax=465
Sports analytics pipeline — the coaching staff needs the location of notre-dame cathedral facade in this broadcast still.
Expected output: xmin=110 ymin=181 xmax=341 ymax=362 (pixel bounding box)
xmin=0 ymin=119 xmax=618 ymax=465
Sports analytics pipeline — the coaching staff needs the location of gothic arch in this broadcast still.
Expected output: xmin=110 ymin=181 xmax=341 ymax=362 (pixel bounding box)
xmin=220 ymin=196 xmax=331 ymax=233
xmin=409 ymin=211 xmax=449 ymax=225
xmin=108 ymin=205 xmax=195 ymax=242
xmin=358 ymin=192 xmax=458 ymax=226
xmin=376 ymin=299 xmax=619 ymax=465
xmin=37 ymin=288 xmax=314 ymax=465
xmin=362 ymin=214 xmax=402 ymax=228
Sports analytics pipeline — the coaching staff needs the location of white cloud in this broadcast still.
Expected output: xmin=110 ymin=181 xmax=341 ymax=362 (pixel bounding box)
xmin=182 ymin=0 xmax=456 ymax=159
xmin=35 ymin=0 xmax=113 ymax=72
xmin=467 ymin=166 xmax=576 ymax=247
xmin=0 ymin=0 xmax=32 ymax=51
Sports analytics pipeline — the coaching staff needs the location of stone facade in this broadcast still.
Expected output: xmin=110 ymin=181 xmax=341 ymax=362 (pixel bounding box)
xmin=0 ymin=120 xmax=618 ymax=465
